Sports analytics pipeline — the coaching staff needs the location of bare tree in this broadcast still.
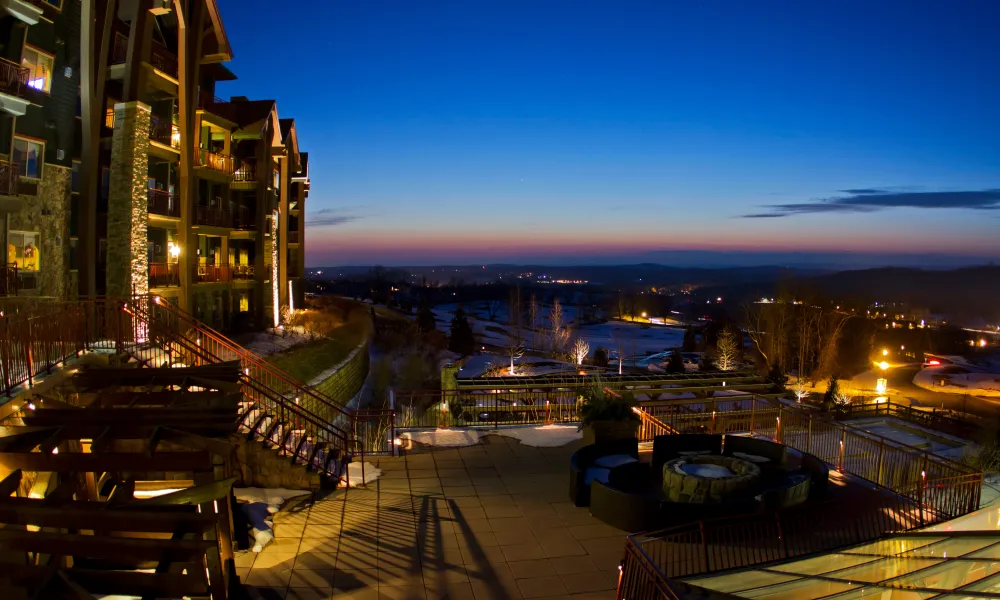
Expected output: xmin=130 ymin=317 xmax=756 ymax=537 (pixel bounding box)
xmin=715 ymin=326 xmax=741 ymax=371
xmin=790 ymin=378 xmax=810 ymax=403
xmin=485 ymin=297 xmax=503 ymax=322
xmin=612 ymin=328 xmax=626 ymax=375
xmin=507 ymin=337 xmax=525 ymax=375
xmin=527 ymin=293 xmax=539 ymax=350
xmin=549 ymin=298 xmax=570 ymax=355
xmin=616 ymin=290 xmax=627 ymax=321
xmin=572 ymin=338 xmax=591 ymax=365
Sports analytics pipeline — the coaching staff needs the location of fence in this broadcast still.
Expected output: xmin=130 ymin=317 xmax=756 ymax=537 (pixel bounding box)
xmin=838 ymin=400 xmax=981 ymax=440
xmin=393 ymin=388 xmax=583 ymax=429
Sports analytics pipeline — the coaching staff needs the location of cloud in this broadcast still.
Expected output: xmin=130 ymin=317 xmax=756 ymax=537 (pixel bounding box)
xmin=742 ymin=189 xmax=1000 ymax=218
xmin=307 ymin=208 xmax=363 ymax=227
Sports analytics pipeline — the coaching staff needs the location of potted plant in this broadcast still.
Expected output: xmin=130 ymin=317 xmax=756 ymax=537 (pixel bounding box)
xmin=578 ymin=383 xmax=640 ymax=445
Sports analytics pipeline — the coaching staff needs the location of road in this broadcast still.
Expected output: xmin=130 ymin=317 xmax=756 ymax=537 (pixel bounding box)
xmin=880 ymin=366 xmax=1000 ymax=422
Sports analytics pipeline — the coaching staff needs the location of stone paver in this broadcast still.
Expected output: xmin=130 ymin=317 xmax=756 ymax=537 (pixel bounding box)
xmin=242 ymin=436 xmax=620 ymax=599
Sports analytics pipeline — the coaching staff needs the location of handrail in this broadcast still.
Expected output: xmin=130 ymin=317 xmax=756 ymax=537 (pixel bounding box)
xmin=0 ymin=56 xmax=29 ymax=98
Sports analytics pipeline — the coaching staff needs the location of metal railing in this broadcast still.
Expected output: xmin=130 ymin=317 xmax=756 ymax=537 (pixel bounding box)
xmin=233 ymin=159 xmax=256 ymax=184
xmin=147 ymin=188 xmax=179 ymax=217
xmin=195 ymin=149 xmax=234 ymax=176
xmin=231 ymin=265 xmax=255 ymax=281
xmin=393 ymin=389 xmax=584 ymax=429
xmin=838 ymin=400 xmax=981 ymax=439
xmin=0 ymin=160 xmax=20 ymax=196
xmin=0 ymin=264 xmax=18 ymax=297
xmin=150 ymin=41 xmax=177 ymax=78
xmin=103 ymin=109 xmax=116 ymax=131
xmin=195 ymin=205 xmax=235 ymax=228
xmin=197 ymin=90 xmax=236 ymax=122
xmin=148 ymin=262 xmax=180 ymax=288
xmin=0 ymin=57 xmax=29 ymax=98
xmin=149 ymin=116 xmax=180 ymax=149
xmin=111 ymin=32 xmax=128 ymax=65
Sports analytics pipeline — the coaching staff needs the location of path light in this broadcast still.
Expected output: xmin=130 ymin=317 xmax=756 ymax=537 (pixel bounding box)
xmin=393 ymin=438 xmax=402 ymax=446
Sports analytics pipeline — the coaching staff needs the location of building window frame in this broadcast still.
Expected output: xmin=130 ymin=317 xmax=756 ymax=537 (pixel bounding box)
xmin=12 ymin=136 xmax=44 ymax=180
xmin=43 ymin=0 xmax=63 ymax=10
xmin=21 ymin=44 xmax=55 ymax=94
xmin=8 ymin=230 xmax=41 ymax=272
xmin=71 ymin=159 xmax=80 ymax=193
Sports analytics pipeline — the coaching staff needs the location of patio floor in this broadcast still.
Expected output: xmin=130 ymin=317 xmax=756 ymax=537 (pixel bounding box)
xmin=238 ymin=435 xmax=624 ymax=600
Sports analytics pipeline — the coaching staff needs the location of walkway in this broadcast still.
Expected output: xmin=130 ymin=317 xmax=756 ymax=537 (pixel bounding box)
xmin=238 ymin=436 xmax=623 ymax=600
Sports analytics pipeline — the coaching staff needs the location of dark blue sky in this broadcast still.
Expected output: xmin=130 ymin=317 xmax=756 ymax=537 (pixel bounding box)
xmin=218 ymin=0 xmax=1000 ymax=266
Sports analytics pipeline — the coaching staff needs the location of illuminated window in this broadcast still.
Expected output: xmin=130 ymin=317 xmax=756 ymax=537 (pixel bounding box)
xmin=239 ymin=295 xmax=249 ymax=312
xmin=8 ymin=231 xmax=40 ymax=272
xmin=22 ymin=46 xmax=54 ymax=93
xmin=12 ymin=137 xmax=43 ymax=179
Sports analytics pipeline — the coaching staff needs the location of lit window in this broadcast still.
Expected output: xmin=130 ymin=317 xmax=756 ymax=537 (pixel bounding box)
xmin=12 ymin=137 xmax=43 ymax=179
xmin=239 ymin=295 xmax=249 ymax=312
xmin=8 ymin=231 xmax=40 ymax=272
xmin=22 ymin=46 xmax=54 ymax=93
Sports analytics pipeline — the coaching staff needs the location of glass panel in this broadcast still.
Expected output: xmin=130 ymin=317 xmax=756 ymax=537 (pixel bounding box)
xmin=685 ymin=570 xmax=800 ymax=594
xmin=825 ymin=558 xmax=943 ymax=584
xmin=740 ymin=578 xmax=859 ymax=599
xmin=26 ymin=141 xmax=39 ymax=178
xmin=900 ymin=539 xmax=999 ymax=559
xmin=964 ymin=542 xmax=1000 ymax=560
xmin=888 ymin=560 xmax=1000 ymax=590
xmin=22 ymin=48 xmax=53 ymax=93
xmin=8 ymin=231 xmax=40 ymax=271
xmin=845 ymin=537 xmax=946 ymax=557
xmin=955 ymin=571 xmax=1000 ymax=593
xmin=770 ymin=553 xmax=881 ymax=576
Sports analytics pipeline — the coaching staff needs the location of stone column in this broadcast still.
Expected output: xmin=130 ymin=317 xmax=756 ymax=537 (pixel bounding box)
xmin=106 ymin=101 xmax=151 ymax=298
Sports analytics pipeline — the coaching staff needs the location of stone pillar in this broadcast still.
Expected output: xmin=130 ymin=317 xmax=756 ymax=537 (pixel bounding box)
xmin=106 ymin=101 xmax=151 ymax=298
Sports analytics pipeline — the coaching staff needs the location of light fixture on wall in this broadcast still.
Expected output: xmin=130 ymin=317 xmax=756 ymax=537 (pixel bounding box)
xmin=168 ymin=243 xmax=181 ymax=260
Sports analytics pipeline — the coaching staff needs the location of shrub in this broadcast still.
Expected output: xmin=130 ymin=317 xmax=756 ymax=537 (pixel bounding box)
xmin=578 ymin=382 xmax=639 ymax=427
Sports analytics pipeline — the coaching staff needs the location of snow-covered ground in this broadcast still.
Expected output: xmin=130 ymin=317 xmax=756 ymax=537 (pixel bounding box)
xmin=342 ymin=461 xmax=383 ymax=487
xmin=237 ymin=328 xmax=311 ymax=357
xmin=433 ymin=303 xmax=685 ymax=359
xmin=845 ymin=417 xmax=971 ymax=460
xmin=400 ymin=424 xmax=582 ymax=449
xmin=913 ymin=366 xmax=1000 ymax=398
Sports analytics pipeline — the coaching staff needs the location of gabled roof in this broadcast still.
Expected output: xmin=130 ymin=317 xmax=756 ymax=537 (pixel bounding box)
xmin=230 ymin=99 xmax=281 ymax=146
xmin=279 ymin=118 xmax=300 ymax=165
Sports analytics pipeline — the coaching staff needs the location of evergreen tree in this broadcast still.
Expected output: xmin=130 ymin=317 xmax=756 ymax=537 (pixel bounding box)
xmin=823 ymin=375 xmax=840 ymax=411
xmin=592 ymin=347 xmax=609 ymax=368
xmin=667 ymin=349 xmax=685 ymax=374
xmin=417 ymin=296 xmax=436 ymax=333
xmin=448 ymin=305 xmax=476 ymax=356
xmin=682 ymin=327 xmax=697 ymax=352
xmin=766 ymin=363 xmax=788 ymax=393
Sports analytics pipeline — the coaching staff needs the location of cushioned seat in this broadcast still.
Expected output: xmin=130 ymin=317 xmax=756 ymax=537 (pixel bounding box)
xmin=569 ymin=438 xmax=639 ymax=507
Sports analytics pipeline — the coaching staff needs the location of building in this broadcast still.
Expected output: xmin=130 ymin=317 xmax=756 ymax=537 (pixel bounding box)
xmin=0 ymin=0 xmax=308 ymax=331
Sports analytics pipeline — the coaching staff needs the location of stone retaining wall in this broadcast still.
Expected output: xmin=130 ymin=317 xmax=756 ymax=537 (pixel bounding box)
xmin=305 ymin=339 xmax=370 ymax=419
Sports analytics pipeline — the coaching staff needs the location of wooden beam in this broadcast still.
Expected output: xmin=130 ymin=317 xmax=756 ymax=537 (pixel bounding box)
xmin=95 ymin=390 xmax=233 ymax=407
xmin=56 ymin=569 xmax=99 ymax=600
xmin=0 ymin=428 xmax=59 ymax=453
xmin=90 ymin=426 xmax=115 ymax=453
xmin=0 ymin=529 xmax=215 ymax=562
xmin=157 ymin=427 xmax=235 ymax=458
xmin=43 ymin=476 xmax=80 ymax=506
xmin=128 ymin=477 xmax=235 ymax=507
xmin=0 ymin=470 xmax=22 ymax=497
xmin=145 ymin=426 xmax=164 ymax=456
xmin=122 ymin=0 xmax=154 ymax=102
xmin=105 ymin=479 xmax=135 ymax=506
xmin=0 ymin=451 xmax=214 ymax=473
xmin=37 ymin=427 xmax=67 ymax=455
xmin=0 ymin=564 xmax=210 ymax=597
xmin=0 ymin=503 xmax=215 ymax=533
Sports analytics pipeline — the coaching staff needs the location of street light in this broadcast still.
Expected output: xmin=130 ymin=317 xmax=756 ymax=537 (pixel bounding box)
xmin=882 ymin=349 xmax=889 ymax=356
xmin=877 ymin=361 xmax=889 ymax=371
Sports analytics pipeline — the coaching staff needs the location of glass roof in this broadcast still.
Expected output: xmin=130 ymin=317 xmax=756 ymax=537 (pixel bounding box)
xmin=684 ymin=505 xmax=1000 ymax=599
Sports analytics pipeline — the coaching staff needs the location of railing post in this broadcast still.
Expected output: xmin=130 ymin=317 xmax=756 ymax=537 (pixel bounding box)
xmin=750 ymin=398 xmax=756 ymax=436
xmin=26 ymin=316 xmax=34 ymax=388
xmin=806 ymin=416 xmax=812 ymax=454
xmin=838 ymin=428 xmax=846 ymax=473
xmin=699 ymin=522 xmax=710 ymax=573
xmin=876 ymin=439 xmax=886 ymax=487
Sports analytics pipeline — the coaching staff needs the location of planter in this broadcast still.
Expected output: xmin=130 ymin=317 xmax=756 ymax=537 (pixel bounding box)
xmin=582 ymin=420 xmax=640 ymax=446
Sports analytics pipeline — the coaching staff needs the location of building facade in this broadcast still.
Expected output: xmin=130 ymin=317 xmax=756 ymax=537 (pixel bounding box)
xmin=0 ymin=0 xmax=308 ymax=330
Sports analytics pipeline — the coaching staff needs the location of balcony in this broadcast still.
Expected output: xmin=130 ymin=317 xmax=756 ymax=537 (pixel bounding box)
xmin=0 ymin=57 xmax=30 ymax=116
xmin=232 ymin=264 xmax=255 ymax=281
xmin=150 ymin=41 xmax=177 ymax=78
xmin=109 ymin=25 xmax=178 ymax=82
xmin=195 ymin=205 xmax=234 ymax=228
xmin=0 ymin=0 xmax=44 ymax=25
xmin=149 ymin=116 xmax=180 ymax=150
xmin=194 ymin=149 xmax=234 ymax=178
xmin=232 ymin=159 xmax=256 ymax=190
xmin=287 ymin=231 xmax=300 ymax=244
xmin=0 ymin=161 xmax=20 ymax=196
xmin=196 ymin=90 xmax=236 ymax=123
xmin=234 ymin=206 xmax=255 ymax=230
xmin=148 ymin=262 xmax=180 ymax=288
xmin=111 ymin=31 xmax=127 ymax=65
xmin=0 ymin=263 xmax=18 ymax=296
xmin=196 ymin=264 xmax=230 ymax=283
xmin=147 ymin=188 xmax=179 ymax=218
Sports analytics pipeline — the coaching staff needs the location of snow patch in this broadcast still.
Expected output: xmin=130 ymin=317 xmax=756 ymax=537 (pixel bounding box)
xmin=401 ymin=429 xmax=486 ymax=447
xmin=489 ymin=424 xmax=583 ymax=447
xmin=341 ymin=461 xmax=383 ymax=487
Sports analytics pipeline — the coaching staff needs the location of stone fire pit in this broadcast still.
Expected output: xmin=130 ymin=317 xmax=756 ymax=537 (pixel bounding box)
xmin=663 ymin=455 xmax=760 ymax=504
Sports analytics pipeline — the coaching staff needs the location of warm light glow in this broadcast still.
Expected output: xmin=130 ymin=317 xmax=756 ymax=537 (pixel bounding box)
xmin=168 ymin=242 xmax=181 ymax=259
xmin=288 ymin=281 xmax=295 ymax=315
xmin=980 ymin=339 xmax=988 ymax=348
xmin=881 ymin=349 xmax=888 ymax=356
xmin=877 ymin=361 xmax=889 ymax=371
xmin=876 ymin=378 xmax=887 ymax=394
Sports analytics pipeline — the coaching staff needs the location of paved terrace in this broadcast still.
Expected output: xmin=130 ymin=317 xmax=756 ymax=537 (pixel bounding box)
xmin=239 ymin=436 xmax=624 ymax=600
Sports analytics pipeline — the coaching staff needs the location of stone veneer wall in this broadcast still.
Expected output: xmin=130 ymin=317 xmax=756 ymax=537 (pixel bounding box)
xmin=306 ymin=340 xmax=371 ymax=419
xmin=7 ymin=164 xmax=72 ymax=298
xmin=232 ymin=434 xmax=321 ymax=490
xmin=106 ymin=101 xmax=151 ymax=298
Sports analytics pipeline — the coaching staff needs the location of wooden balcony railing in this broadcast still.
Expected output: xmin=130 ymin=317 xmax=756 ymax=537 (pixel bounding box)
xmin=287 ymin=231 xmax=300 ymax=244
xmin=0 ymin=263 xmax=18 ymax=297
xmin=234 ymin=206 xmax=255 ymax=230
xmin=149 ymin=116 xmax=180 ymax=149
xmin=195 ymin=149 xmax=234 ymax=176
xmin=147 ymin=188 xmax=179 ymax=217
xmin=0 ymin=161 xmax=20 ymax=196
xmin=148 ymin=262 xmax=180 ymax=288
xmin=103 ymin=109 xmax=116 ymax=132
xmin=0 ymin=57 xmax=29 ymax=98
xmin=111 ymin=32 xmax=128 ymax=65
xmin=196 ymin=264 xmax=230 ymax=283
xmin=108 ymin=24 xmax=176 ymax=78
xmin=195 ymin=205 xmax=235 ymax=228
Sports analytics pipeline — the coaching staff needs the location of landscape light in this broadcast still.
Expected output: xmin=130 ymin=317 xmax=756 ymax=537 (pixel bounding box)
xmin=641 ymin=312 xmax=647 ymax=318
xmin=882 ymin=349 xmax=889 ymax=356
xmin=876 ymin=378 xmax=887 ymax=394
xmin=980 ymin=339 xmax=988 ymax=348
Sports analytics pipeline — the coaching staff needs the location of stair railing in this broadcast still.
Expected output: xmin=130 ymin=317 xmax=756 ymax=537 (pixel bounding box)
xmin=125 ymin=297 xmax=356 ymax=482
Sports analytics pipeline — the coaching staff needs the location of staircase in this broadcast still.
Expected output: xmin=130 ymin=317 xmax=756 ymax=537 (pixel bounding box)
xmin=120 ymin=296 xmax=368 ymax=487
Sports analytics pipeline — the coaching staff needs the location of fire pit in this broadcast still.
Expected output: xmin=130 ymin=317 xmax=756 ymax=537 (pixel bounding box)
xmin=663 ymin=455 xmax=760 ymax=504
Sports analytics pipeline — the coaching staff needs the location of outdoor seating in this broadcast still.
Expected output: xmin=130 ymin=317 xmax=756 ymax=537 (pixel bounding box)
xmin=569 ymin=438 xmax=639 ymax=507
xmin=652 ymin=434 xmax=722 ymax=472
